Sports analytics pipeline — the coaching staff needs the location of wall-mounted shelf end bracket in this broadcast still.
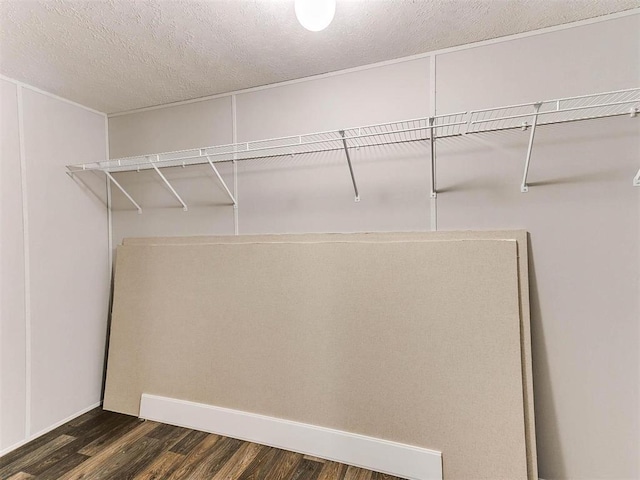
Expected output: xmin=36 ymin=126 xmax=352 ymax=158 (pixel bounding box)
xmin=521 ymin=102 xmax=542 ymax=193
xmin=339 ymin=130 xmax=360 ymax=202
xmin=67 ymin=167 xmax=143 ymax=214
xmin=148 ymin=155 xmax=188 ymax=211
xmin=429 ymin=117 xmax=437 ymax=198
xmin=104 ymin=171 xmax=142 ymax=214
xmin=203 ymin=150 xmax=237 ymax=207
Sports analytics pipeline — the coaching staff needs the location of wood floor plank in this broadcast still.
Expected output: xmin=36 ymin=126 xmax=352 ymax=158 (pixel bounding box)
xmin=132 ymin=451 xmax=185 ymax=480
xmin=289 ymin=458 xmax=324 ymax=480
xmin=144 ymin=423 xmax=190 ymax=451
xmin=77 ymin=415 xmax=145 ymax=456
xmin=4 ymin=409 xmax=409 ymax=480
xmin=371 ymin=473 xmax=405 ymax=480
xmin=0 ymin=434 xmax=75 ymax=479
xmin=145 ymin=423 xmax=189 ymax=443
xmin=166 ymin=433 xmax=221 ymax=479
xmin=6 ymin=472 xmax=35 ymax=480
xmin=344 ymin=465 xmax=373 ymax=480
xmin=57 ymin=420 xmax=159 ymax=480
xmin=236 ymin=446 xmax=282 ymax=480
xmin=209 ymin=441 xmax=264 ymax=480
xmin=23 ymin=414 xmax=137 ymax=475
xmin=288 ymin=459 xmax=324 ymax=480
xmin=178 ymin=436 xmax=243 ymax=478
xmin=66 ymin=411 xmax=121 ymax=438
xmin=317 ymin=461 xmax=348 ymax=480
xmin=264 ymin=450 xmax=303 ymax=480
xmin=36 ymin=453 xmax=90 ymax=480
xmin=66 ymin=407 xmax=105 ymax=427
xmin=69 ymin=411 xmax=133 ymax=438
xmin=81 ymin=435 xmax=161 ymax=480
xmin=168 ymin=429 xmax=209 ymax=455
xmin=303 ymin=455 xmax=327 ymax=463
xmin=0 ymin=426 xmax=74 ymax=468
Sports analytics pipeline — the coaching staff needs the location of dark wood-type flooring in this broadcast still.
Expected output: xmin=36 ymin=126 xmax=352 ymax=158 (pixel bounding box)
xmin=0 ymin=408 xmax=407 ymax=480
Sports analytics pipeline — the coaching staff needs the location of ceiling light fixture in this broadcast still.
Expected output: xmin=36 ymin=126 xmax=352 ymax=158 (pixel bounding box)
xmin=295 ymin=0 xmax=336 ymax=32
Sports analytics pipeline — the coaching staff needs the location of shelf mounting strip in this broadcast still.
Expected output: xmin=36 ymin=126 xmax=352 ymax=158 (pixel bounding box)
xmin=68 ymin=88 xmax=639 ymax=212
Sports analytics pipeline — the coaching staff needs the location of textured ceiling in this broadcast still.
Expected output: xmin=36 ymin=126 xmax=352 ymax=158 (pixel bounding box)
xmin=1 ymin=0 xmax=638 ymax=114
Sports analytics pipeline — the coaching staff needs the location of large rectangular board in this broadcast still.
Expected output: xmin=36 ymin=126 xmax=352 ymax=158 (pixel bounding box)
xmin=104 ymin=233 xmax=532 ymax=479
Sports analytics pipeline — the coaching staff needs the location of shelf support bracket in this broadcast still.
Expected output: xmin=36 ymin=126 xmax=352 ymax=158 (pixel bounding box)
xmin=104 ymin=171 xmax=142 ymax=214
xmin=339 ymin=130 xmax=360 ymax=202
xmin=205 ymin=154 xmax=237 ymax=206
xmin=429 ymin=117 xmax=437 ymax=198
xmin=521 ymin=102 xmax=542 ymax=193
xmin=149 ymin=155 xmax=188 ymax=211
xmin=633 ymin=167 xmax=640 ymax=187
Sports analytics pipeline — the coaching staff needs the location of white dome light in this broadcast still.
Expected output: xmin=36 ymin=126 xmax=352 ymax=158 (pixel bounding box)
xmin=295 ymin=0 xmax=336 ymax=32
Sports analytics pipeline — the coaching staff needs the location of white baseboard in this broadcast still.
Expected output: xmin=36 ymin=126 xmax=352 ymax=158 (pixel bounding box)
xmin=139 ymin=394 xmax=442 ymax=480
xmin=0 ymin=401 xmax=102 ymax=457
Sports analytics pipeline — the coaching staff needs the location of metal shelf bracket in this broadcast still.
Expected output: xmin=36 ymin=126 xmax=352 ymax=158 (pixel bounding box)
xmin=66 ymin=88 xmax=639 ymax=204
xmin=203 ymin=150 xmax=237 ymax=206
xmin=429 ymin=117 xmax=437 ymax=198
xmin=521 ymin=102 xmax=542 ymax=193
xmin=339 ymin=130 xmax=360 ymax=202
xmin=104 ymin=171 xmax=142 ymax=214
xmin=148 ymin=155 xmax=188 ymax=211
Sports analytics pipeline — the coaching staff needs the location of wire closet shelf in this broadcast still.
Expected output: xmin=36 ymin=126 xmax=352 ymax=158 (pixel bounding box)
xmin=67 ymin=88 xmax=640 ymax=211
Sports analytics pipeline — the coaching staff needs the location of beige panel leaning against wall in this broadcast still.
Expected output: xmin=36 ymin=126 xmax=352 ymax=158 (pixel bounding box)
xmin=105 ymin=231 xmax=535 ymax=479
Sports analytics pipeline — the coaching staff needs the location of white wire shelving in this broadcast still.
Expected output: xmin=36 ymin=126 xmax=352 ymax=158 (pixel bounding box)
xmin=67 ymin=88 xmax=640 ymax=213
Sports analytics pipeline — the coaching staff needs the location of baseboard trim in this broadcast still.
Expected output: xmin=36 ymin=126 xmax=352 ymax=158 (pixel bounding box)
xmin=0 ymin=401 xmax=102 ymax=457
xmin=139 ymin=394 xmax=442 ymax=480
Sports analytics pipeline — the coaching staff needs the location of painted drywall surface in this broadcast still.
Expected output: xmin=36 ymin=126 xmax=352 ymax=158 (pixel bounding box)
xmin=109 ymin=163 xmax=236 ymax=247
xmin=235 ymin=58 xmax=432 ymax=234
xmin=109 ymin=96 xmax=234 ymax=247
xmin=235 ymin=58 xmax=430 ymax=141
xmin=106 ymin=14 xmax=640 ymax=480
xmin=435 ymin=15 xmax=640 ymax=113
xmin=19 ymin=88 xmax=109 ymax=436
xmin=435 ymin=14 xmax=640 ymax=479
xmin=108 ymin=58 xmax=431 ymax=241
xmin=0 ymin=79 xmax=27 ymax=450
xmin=108 ymin=96 xmax=233 ymax=159
xmin=235 ymin=144 xmax=432 ymax=235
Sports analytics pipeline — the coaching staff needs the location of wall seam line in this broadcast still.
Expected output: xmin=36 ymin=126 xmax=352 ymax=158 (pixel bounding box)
xmin=232 ymin=95 xmax=239 ymax=236
xmin=106 ymin=117 xmax=112 ymax=275
xmin=429 ymin=54 xmax=438 ymax=232
xmin=16 ymin=85 xmax=32 ymax=438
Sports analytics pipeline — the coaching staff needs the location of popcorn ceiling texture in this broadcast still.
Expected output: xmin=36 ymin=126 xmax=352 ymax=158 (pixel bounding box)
xmin=0 ymin=0 xmax=637 ymax=114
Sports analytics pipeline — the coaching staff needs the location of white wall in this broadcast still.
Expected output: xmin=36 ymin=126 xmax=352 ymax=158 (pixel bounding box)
xmin=0 ymin=78 xmax=27 ymax=450
xmin=107 ymin=12 xmax=640 ymax=480
xmin=435 ymin=16 xmax=640 ymax=479
xmin=109 ymin=58 xmax=431 ymax=244
xmin=108 ymin=96 xmax=235 ymax=241
xmin=235 ymin=58 xmax=431 ymax=235
xmin=0 ymin=78 xmax=110 ymax=454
